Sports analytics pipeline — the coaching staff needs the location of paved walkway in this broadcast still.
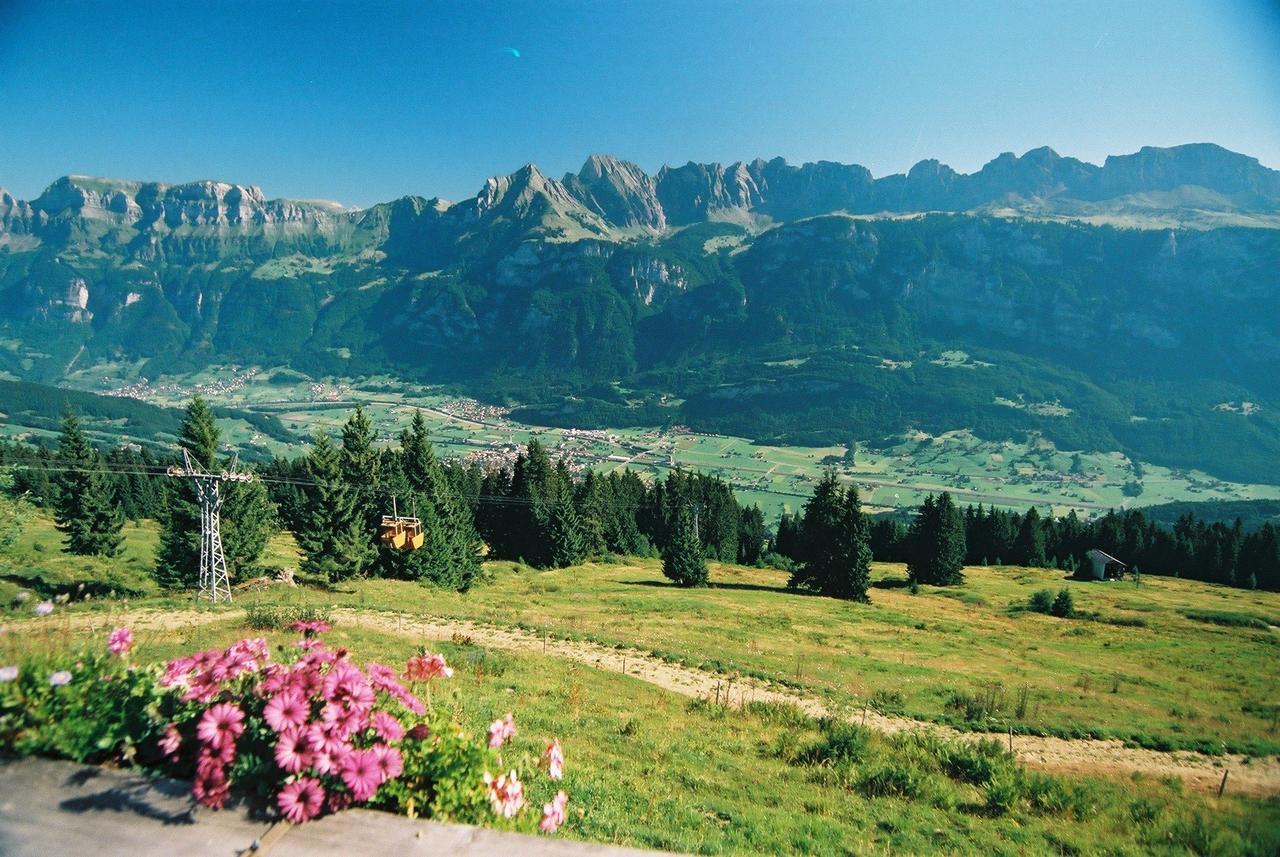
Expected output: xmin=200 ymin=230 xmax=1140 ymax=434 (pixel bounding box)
xmin=0 ymin=758 xmax=667 ymax=857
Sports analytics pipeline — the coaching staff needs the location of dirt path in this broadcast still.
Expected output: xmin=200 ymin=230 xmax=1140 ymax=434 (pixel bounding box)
xmin=33 ymin=607 xmax=1280 ymax=797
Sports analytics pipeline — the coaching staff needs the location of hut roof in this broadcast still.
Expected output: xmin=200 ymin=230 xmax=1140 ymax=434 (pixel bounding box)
xmin=1086 ymin=548 xmax=1126 ymax=567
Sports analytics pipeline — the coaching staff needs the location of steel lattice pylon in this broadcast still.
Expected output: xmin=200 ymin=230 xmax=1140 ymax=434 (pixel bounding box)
xmin=167 ymin=449 xmax=252 ymax=604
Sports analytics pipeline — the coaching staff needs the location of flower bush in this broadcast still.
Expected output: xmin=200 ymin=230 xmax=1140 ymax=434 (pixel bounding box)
xmin=0 ymin=621 xmax=570 ymax=835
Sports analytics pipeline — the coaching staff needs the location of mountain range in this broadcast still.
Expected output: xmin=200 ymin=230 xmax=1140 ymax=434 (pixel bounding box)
xmin=2 ymin=143 xmax=1278 ymax=484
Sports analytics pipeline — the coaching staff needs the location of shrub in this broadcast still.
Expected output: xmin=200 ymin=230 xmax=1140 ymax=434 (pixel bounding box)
xmin=1028 ymin=589 xmax=1054 ymax=614
xmin=244 ymin=602 xmax=332 ymax=631
xmin=983 ymin=774 xmax=1023 ymax=815
xmin=1050 ymin=589 xmax=1075 ymax=618
xmin=869 ymin=689 xmax=905 ymax=715
xmin=744 ymin=700 xmax=811 ymax=728
xmin=938 ymin=739 xmax=1013 ymax=785
xmin=0 ymin=643 xmax=164 ymax=763
xmin=1181 ymin=610 xmax=1274 ymax=630
xmin=857 ymin=760 xmax=929 ymax=799
xmin=798 ymin=720 xmax=873 ymax=766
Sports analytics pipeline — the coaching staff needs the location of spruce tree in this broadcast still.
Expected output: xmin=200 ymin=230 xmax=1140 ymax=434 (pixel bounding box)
xmin=662 ymin=503 xmax=708 ymax=587
xmin=1014 ymin=507 xmax=1047 ymax=567
xmin=53 ymin=409 xmax=124 ymax=557
xmin=789 ymin=471 xmax=842 ymax=591
xmin=546 ymin=479 xmax=589 ymax=568
xmin=906 ymin=492 xmax=966 ymax=586
xmin=827 ymin=487 xmax=873 ymax=602
xmin=297 ymin=431 xmax=375 ymax=582
xmin=340 ymin=406 xmax=382 ymax=545
xmin=737 ymin=505 xmax=766 ymax=565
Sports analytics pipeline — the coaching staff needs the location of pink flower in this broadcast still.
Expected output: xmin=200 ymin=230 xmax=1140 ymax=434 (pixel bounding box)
xmin=0 ymin=666 xmax=18 ymax=682
xmin=371 ymin=743 xmax=403 ymax=782
xmin=277 ymin=777 xmax=326 ymax=824
xmin=107 ymin=626 xmax=134 ymax=656
xmin=289 ymin=619 xmax=332 ymax=637
xmin=543 ymin=739 xmax=565 ymax=781
xmin=540 ymin=790 xmax=569 ymax=833
xmin=263 ymin=690 xmax=309 ymax=733
xmin=366 ymin=662 xmax=411 ymax=697
xmin=340 ymin=748 xmax=382 ymax=802
xmin=483 ymin=770 xmax=526 ymax=819
xmin=158 ymin=724 xmax=182 ymax=759
xmin=196 ymin=703 xmax=245 ymax=751
xmin=33 ymin=601 xmax=53 ymax=617
xmin=405 ymin=652 xmax=453 ymax=681
xmin=487 ymin=712 xmax=516 ymax=749
xmin=274 ymin=727 xmax=314 ymax=774
xmin=49 ymin=670 xmax=72 ymax=687
xmin=371 ymin=711 xmax=405 ymax=743
xmin=193 ymin=757 xmax=229 ymax=809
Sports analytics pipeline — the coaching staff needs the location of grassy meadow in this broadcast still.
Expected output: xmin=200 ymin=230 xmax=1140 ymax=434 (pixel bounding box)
xmin=4 ymin=602 xmax=1278 ymax=856
xmin=6 ymin=511 xmax=1280 ymax=759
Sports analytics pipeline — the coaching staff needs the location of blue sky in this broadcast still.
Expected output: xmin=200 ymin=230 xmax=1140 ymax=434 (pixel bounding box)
xmin=1 ymin=0 xmax=1277 ymax=208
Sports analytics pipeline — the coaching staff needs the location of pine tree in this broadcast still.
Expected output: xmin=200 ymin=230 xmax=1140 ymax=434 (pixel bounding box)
xmin=662 ymin=503 xmax=708 ymax=587
xmin=737 ymin=505 xmax=766 ymax=565
xmin=906 ymin=492 xmax=966 ymax=586
xmin=789 ymin=471 xmax=842 ymax=591
xmin=340 ymin=406 xmax=382 ymax=546
xmin=545 ymin=479 xmax=588 ymax=568
xmin=297 ymin=431 xmax=375 ymax=582
xmin=53 ymin=409 xmax=124 ymax=557
xmin=827 ymin=487 xmax=873 ymax=601
xmin=1014 ymin=507 xmax=1047 ymax=567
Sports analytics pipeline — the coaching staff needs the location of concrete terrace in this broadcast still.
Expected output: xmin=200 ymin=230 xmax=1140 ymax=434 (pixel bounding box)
xmin=0 ymin=758 xmax=669 ymax=857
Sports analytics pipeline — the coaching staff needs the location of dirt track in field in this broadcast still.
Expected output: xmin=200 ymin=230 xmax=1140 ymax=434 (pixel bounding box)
xmin=32 ymin=606 xmax=1280 ymax=797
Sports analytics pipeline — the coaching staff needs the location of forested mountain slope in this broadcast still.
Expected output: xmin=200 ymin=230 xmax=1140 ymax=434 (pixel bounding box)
xmin=1 ymin=143 xmax=1277 ymax=482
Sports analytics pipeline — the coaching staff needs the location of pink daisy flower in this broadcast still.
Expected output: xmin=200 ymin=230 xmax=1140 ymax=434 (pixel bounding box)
xmin=277 ymin=776 xmax=326 ymax=824
xmin=33 ymin=601 xmax=53 ymax=617
xmin=193 ymin=761 xmax=229 ymax=809
xmin=274 ymin=727 xmax=314 ymax=774
xmin=0 ymin=666 xmax=17 ymax=682
xmin=487 ymin=712 xmax=516 ymax=749
xmin=107 ymin=626 xmax=134 ymax=656
xmin=340 ymin=748 xmax=382 ymax=802
xmin=371 ymin=743 xmax=403 ymax=782
xmin=540 ymin=790 xmax=569 ymax=833
xmin=158 ymin=724 xmax=182 ymax=759
xmin=371 ymin=711 xmax=405 ymax=743
xmin=543 ymin=739 xmax=565 ymax=781
xmin=49 ymin=670 xmax=72 ymax=687
xmin=197 ymin=703 xmax=245 ymax=751
xmin=263 ymin=690 xmax=309 ymax=733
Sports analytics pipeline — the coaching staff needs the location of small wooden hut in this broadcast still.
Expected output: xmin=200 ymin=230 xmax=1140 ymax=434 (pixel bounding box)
xmin=1085 ymin=548 xmax=1126 ymax=581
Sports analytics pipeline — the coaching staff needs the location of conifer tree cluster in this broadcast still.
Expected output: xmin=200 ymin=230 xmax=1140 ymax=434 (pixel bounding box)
xmin=855 ymin=500 xmax=1280 ymax=590
xmin=53 ymin=409 xmax=124 ymax=557
xmin=786 ymin=472 xmax=873 ymax=601
xmin=905 ymin=492 xmax=967 ymax=587
xmin=470 ymin=440 xmax=763 ymax=573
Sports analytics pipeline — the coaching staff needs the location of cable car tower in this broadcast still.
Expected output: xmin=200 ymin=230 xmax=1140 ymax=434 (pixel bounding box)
xmin=167 ymin=449 xmax=253 ymax=604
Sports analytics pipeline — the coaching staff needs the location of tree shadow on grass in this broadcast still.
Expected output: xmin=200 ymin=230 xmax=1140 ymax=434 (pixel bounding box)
xmin=618 ymin=579 xmax=818 ymax=596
